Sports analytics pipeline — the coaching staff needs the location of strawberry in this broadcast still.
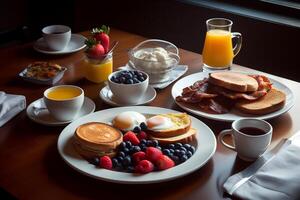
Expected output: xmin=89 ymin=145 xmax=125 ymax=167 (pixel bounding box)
xmin=137 ymin=131 xmax=148 ymax=140
xmin=99 ymin=156 xmax=112 ymax=169
xmin=145 ymin=147 xmax=163 ymax=163
xmin=132 ymin=151 xmax=146 ymax=164
xmin=85 ymin=38 xmax=105 ymax=58
xmin=135 ymin=160 xmax=154 ymax=173
xmin=92 ymin=25 xmax=110 ymax=53
xmin=156 ymin=155 xmax=175 ymax=170
xmin=123 ymin=131 xmax=140 ymax=145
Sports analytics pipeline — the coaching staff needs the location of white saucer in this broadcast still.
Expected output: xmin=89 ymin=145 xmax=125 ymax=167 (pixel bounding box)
xmin=26 ymin=97 xmax=95 ymax=126
xmin=99 ymin=85 xmax=156 ymax=106
xmin=33 ymin=34 xmax=86 ymax=55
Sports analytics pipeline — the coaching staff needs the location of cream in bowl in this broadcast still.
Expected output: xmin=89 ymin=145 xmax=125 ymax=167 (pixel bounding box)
xmin=108 ymin=70 xmax=149 ymax=105
xmin=43 ymin=85 xmax=84 ymax=121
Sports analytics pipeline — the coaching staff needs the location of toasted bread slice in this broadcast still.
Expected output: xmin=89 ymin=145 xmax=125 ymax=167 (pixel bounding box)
xmin=149 ymin=128 xmax=197 ymax=144
xmin=146 ymin=113 xmax=191 ymax=138
xmin=209 ymin=72 xmax=258 ymax=92
xmin=235 ymin=88 xmax=286 ymax=115
xmin=74 ymin=122 xmax=122 ymax=152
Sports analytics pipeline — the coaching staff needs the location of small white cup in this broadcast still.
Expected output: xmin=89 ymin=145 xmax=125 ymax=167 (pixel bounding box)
xmin=218 ymin=118 xmax=272 ymax=161
xmin=108 ymin=70 xmax=149 ymax=104
xmin=42 ymin=25 xmax=71 ymax=51
xmin=43 ymin=85 xmax=84 ymax=121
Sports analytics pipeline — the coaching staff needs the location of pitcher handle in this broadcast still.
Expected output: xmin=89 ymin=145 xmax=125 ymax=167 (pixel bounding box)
xmin=232 ymin=32 xmax=242 ymax=57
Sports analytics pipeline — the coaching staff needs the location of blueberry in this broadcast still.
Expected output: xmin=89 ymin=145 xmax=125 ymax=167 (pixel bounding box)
xmin=140 ymin=139 xmax=147 ymax=145
xmin=183 ymin=144 xmax=191 ymax=149
xmin=123 ymin=147 xmax=130 ymax=155
xmin=125 ymin=73 xmax=133 ymax=79
xmin=179 ymin=147 xmax=187 ymax=152
xmin=152 ymin=140 xmax=159 ymax=147
xmin=90 ymin=157 xmax=100 ymax=166
xmin=138 ymin=76 xmax=145 ymax=82
xmin=119 ymin=76 xmax=126 ymax=83
xmin=133 ymin=126 xmax=141 ymax=133
xmin=141 ymin=146 xmax=147 ymax=152
xmin=168 ymin=144 xmax=175 ymax=149
xmin=129 ymin=71 xmax=135 ymax=76
xmin=156 ymin=146 xmax=162 ymax=151
xmin=169 ymin=149 xmax=175 ymax=154
xmin=134 ymin=71 xmax=140 ymax=76
xmin=133 ymin=78 xmax=140 ymax=84
xmin=180 ymin=155 xmax=188 ymax=163
xmin=117 ymin=156 xmax=124 ymax=163
xmin=186 ymin=151 xmax=193 ymax=158
xmin=119 ymin=142 xmax=126 ymax=150
xmin=162 ymin=149 xmax=171 ymax=156
xmin=118 ymin=151 xmax=126 ymax=158
xmin=189 ymin=146 xmax=196 ymax=154
xmin=122 ymin=156 xmax=132 ymax=167
xmin=126 ymin=166 xmax=135 ymax=172
xmin=171 ymin=155 xmax=180 ymax=164
xmin=112 ymin=158 xmax=121 ymax=168
xmin=133 ymin=146 xmax=141 ymax=153
xmin=140 ymin=122 xmax=148 ymax=131
xmin=175 ymin=143 xmax=183 ymax=149
xmin=146 ymin=140 xmax=153 ymax=147
xmin=125 ymin=79 xmax=134 ymax=84
xmin=125 ymin=141 xmax=132 ymax=148
xmin=174 ymin=149 xmax=181 ymax=156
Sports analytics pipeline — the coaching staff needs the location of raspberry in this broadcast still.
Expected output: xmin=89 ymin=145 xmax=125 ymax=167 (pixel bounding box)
xmin=135 ymin=160 xmax=154 ymax=173
xmin=123 ymin=131 xmax=140 ymax=145
xmin=132 ymin=151 xmax=146 ymax=164
xmin=99 ymin=156 xmax=113 ymax=169
xmin=137 ymin=131 xmax=147 ymax=140
xmin=145 ymin=147 xmax=163 ymax=163
xmin=156 ymin=155 xmax=175 ymax=170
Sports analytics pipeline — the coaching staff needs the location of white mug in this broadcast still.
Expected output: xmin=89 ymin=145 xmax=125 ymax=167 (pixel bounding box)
xmin=218 ymin=118 xmax=272 ymax=161
xmin=43 ymin=85 xmax=84 ymax=121
xmin=42 ymin=25 xmax=71 ymax=51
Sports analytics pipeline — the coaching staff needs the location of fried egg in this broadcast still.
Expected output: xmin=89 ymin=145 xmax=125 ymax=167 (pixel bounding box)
xmin=146 ymin=115 xmax=174 ymax=131
xmin=112 ymin=111 xmax=146 ymax=131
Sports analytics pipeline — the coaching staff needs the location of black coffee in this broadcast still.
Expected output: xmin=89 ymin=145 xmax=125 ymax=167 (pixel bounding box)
xmin=239 ymin=127 xmax=266 ymax=136
xmin=51 ymin=31 xmax=64 ymax=34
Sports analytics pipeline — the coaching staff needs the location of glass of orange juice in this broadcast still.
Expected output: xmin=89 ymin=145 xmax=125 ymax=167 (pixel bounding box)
xmin=83 ymin=52 xmax=113 ymax=83
xmin=202 ymin=18 xmax=242 ymax=71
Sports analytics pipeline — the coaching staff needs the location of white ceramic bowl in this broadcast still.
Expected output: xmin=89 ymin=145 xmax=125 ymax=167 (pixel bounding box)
xmin=128 ymin=39 xmax=180 ymax=83
xmin=108 ymin=70 xmax=149 ymax=104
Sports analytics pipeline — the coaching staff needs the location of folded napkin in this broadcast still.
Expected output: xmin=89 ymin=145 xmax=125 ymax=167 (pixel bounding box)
xmin=223 ymin=132 xmax=300 ymax=200
xmin=0 ymin=92 xmax=26 ymax=127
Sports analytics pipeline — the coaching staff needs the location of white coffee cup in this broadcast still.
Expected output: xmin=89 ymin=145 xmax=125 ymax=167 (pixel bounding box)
xmin=218 ymin=118 xmax=272 ymax=161
xmin=43 ymin=85 xmax=84 ymax=121
xmin=42 ymin=25 xmax=71 ymax=51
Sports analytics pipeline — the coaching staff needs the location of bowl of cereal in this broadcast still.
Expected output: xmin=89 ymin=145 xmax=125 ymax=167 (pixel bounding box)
xmin=128 ymin=39 xmax=180 ymax=84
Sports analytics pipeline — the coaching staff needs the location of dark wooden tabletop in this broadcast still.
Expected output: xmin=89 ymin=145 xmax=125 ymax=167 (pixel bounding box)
xmin=0 ymin=28 xmax=299 ymax=200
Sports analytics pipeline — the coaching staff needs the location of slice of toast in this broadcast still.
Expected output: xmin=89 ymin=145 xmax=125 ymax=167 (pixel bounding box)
xmin=235 ymin=88 xmax=286 ymax=115
xmin=209 ymin=72 xmax=258 ymax=92
xmin=146 ymin=113 xmax=191 ymax=138
xmin=149 ymin=128 xmax=197 ymax=144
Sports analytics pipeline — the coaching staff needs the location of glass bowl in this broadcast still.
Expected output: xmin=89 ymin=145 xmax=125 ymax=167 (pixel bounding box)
xmin=128 ymin=39 xmax=180 ymax=83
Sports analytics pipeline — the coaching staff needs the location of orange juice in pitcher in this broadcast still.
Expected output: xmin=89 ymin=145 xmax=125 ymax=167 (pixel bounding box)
xmin=202 ymin=18 xmax=242 ymax=71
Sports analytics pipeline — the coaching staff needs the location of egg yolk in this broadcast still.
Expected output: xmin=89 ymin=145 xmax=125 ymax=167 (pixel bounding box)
xmin=147 ymin=116 xmax=167 ymax=129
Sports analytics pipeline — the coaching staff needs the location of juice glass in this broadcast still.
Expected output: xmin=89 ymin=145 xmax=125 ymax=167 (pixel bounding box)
xmin=202 ymin=18 xmax=242 ymax=71
xmin=83 ymin=52 xmax=113 ymax=83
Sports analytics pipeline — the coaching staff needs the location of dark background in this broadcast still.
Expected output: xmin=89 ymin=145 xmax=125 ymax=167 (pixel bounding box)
xmin=1 ymin=0 xmax=299 ymax=81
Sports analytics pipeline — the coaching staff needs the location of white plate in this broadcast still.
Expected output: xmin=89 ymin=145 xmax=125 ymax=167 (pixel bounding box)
xmin=33 ymin=34 xmax=86 ymax=55
xmin=172 ymin=71 xmax=295 ymax=122
xmin=27 ymin=97 xmax=95 ymax=126
xmin=99 ymin=86 xmax=156 ymax=106
xmin=57 ymin=106 xmax=216 ymax=184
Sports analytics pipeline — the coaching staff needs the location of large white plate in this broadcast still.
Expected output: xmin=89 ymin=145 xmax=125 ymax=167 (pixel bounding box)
xmin=57 ymin=106 xmax=216 ymax=184
xmin=172 ymin=71 xmax=295 ymax=122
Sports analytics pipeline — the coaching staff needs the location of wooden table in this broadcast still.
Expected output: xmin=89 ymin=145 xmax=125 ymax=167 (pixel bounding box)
xmin=0 ymin=28 xmax=299 ymax=200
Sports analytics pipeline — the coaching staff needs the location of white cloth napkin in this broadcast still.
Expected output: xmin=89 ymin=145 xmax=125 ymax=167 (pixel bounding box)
xmin=0 ymin=92 xmax=26 ymax=127
xmin=223 ymin=132 xmax=300 ymax=200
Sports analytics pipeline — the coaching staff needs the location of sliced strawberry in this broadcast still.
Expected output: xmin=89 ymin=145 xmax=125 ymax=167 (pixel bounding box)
xmin=92 ymin=25 xmax=110 ymax=53
xmin=135 ymin=160 xmax=154 ymax=173
xmin=137 ymin=131 xmax=148 ymax=140
xmin=99 ymin=156 xmax=112 ymax=169
xmin=123 ymin=131 xmax=140 ymax=145
xmin=132 ymin=151 xmax=146 ymax=164
xmin=145 ymin=147 xmax=163 ymax=163
xmin=156 ymin=155 xmax=175 ymax=170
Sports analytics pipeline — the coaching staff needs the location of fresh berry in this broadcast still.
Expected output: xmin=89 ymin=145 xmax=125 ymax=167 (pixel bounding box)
xmin=111 ymin=70 xmax=146 ymax=85
xmin=92 ymin=25 xmax=110 ymax=53
xmin=140 ymin=122 xmax=148 ymax=131
xmin=126 ymin=166 xmax=135 ymax=173
xmin=123 ymin=131 xmax=140 ymax=145
xmin=125 ymin=141 xmax=132 ymax=148
xmin=186 ymin=151 xmax=193 ymax=158
xmin=156 ymin=155 xmax=175 ymax=170
xmin=122 ymin=156 xmax=132 ymax=167
xmin=162 ymin=149 xmax=171 ymax=156
xmin=86 ymin=42 xmax=105 ymax=58
xmin=99 ymin=156 xmax=113 ymax=169
xmin=133 ymin=126 xmax=141 ymax=133
xmin=175 ymin=143 xmax=183 ymax=149
xmin=170 ymin=155 xmax=180 ymax=164
xmin=168 ymin=144 xmax=175 ymax=149
xmin=132 ymin=151 xmax=146 ymax=164
xmin=90 ymin=157 xmax=100 ymax=166
xmin=146 ymin=147 xmax=163 ymax=162
xmin=132 ymin=146 xmax=141 ymax=153
xmin=119 ymin=142 xmax=126 ymax=150
xmin=180 ymin=155 xmax=188 ymax=163
xmin=140 ymin=139 xmax=147 ymax=145
xmin=137 ymin=131 xmax=147 ymax=140
xmin=135 ymin=160 xmax=154 ymax=173
xmin=112 ymin=158 xmax=121 ymax=168
xmin=152 ymin=140 xmax=159 ymax=147
xmin=118 ymin=151 xmax=126 ymax=158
